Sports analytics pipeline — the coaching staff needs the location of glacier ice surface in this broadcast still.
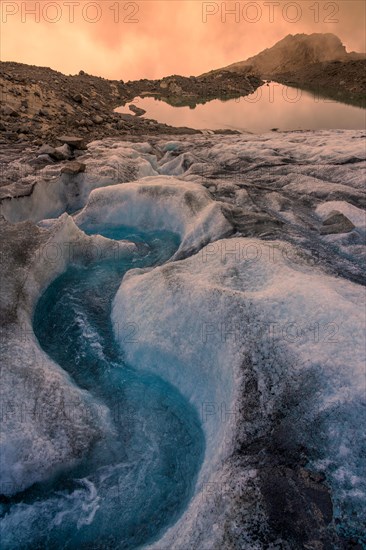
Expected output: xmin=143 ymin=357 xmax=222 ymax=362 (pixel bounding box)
xmin=1 ymin=129 xmax=365 ymax=548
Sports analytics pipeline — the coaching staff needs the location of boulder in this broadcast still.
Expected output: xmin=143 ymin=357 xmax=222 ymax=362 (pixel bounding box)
xmin=71 ymin=93 xmax=83 ymax=103
xmin=38 ymin=144 xmax=56 ymax=156
xmin=129 ymin=104 xmax=146 ymax=116
xmin=52 ymin=144 xmax=73 ymax=161
xmin=32 ymin=154 xmax=55 ymax=166
xmin=73 ymin=149 xmax=86 ymax=158
xmin=320 ymin=210 xmax=355 ymax=235
xmin=118 ymin=113 xmax=135 ymax=121
xmin=92 ymin=115 xmax=104 ymax=124
xmin=61 ymin=161 xmax=86 ymax=175
xmin=56 ymin=135 xmax=87 ymax=150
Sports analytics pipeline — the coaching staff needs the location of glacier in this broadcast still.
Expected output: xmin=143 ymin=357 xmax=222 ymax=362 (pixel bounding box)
xmin=113 ymin=236 xmax=365 ymax=548
xmin=1 ymin=130 xmax=365 ymax=548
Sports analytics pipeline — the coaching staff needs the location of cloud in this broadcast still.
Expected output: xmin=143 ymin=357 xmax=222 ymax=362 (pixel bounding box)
xmin=1 ymin=1 xmax=365 ymax=79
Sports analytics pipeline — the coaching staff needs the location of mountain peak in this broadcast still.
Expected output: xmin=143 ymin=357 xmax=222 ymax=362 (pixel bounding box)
xmin=218 ymin=33 xmax=356 ymax=77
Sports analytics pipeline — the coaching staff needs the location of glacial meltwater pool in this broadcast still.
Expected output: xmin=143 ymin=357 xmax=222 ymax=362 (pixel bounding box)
xmin=0 ymin=227 xmax=205 ymax=549
xmin=115 ymin=83 xmax=366 ymax=133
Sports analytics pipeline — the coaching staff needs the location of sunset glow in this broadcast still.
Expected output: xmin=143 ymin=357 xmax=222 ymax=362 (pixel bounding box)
xmin=1 ymin=1 xmax=365 ymax=79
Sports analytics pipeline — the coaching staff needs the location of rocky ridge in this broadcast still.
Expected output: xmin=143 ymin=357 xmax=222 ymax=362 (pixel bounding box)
xmin=0 ymin=62 xmax=262 ymax=147
xmin=212 ymin=33 xmax=365 ymax=76
xmin=206 ymin=33 xmax=366 ymax=107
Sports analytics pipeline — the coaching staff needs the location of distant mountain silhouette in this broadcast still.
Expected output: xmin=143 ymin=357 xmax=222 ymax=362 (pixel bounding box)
xmin=206 ymin=33 xmax=365 ymax=77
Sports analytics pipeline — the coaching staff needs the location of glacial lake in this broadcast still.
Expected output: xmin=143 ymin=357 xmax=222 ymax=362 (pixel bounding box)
xmin=116 ymin=83 xmax=366 ymax=133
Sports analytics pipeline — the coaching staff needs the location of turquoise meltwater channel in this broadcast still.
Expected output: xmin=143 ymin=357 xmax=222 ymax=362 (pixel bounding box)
xmin=1 ymin=226 xmax=205 ymax=549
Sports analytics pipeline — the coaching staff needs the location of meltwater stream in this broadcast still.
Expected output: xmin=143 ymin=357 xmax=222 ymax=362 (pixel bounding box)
xmin=1 ymin=227 xmax=205 ymax=549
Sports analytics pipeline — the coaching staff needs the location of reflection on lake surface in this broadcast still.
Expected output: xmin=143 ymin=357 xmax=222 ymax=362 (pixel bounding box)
xmin=116 ymin=83 xmax=366 ymax=133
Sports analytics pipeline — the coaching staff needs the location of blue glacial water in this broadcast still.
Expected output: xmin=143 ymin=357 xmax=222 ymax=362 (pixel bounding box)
xmin=1 ymin=227 xmax=204 ymax=549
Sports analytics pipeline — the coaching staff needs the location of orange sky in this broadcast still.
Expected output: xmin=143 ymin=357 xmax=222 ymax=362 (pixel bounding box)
xmin=1 ymin=1 xmax=365 ymax=80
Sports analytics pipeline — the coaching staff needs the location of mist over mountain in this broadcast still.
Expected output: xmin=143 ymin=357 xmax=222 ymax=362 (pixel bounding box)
xmin=212 ymin=33 xmax=365 ymax=76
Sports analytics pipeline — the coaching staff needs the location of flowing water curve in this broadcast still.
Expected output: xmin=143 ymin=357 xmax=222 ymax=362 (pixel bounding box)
xmin=0 ymin=227 xmax=205 ymax=549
